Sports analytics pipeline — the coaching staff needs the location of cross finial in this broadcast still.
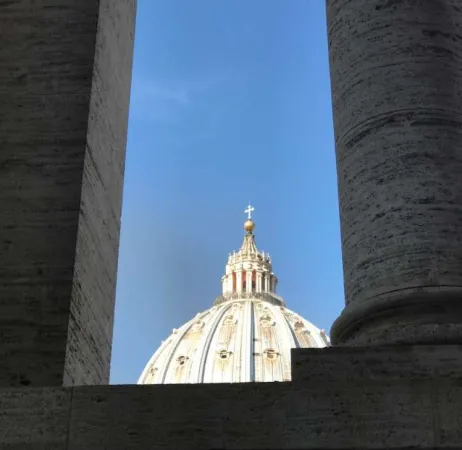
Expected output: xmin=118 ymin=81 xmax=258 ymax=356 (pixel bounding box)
xmin=244 ymin=203 xmax=255 ymax=220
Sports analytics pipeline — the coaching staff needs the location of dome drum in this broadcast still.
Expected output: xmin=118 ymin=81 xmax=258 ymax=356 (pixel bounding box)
xmin=213 ymin=291 xmax=285 ymax=307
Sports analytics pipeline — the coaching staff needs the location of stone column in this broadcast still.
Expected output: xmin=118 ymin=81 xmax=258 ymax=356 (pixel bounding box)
xmin=246 ymin=271 xmax=252 ymax=294
xmin=328 ymin=0 xmax=462 ymax=345
xmin=236 ymin=272 xmax=243 ymax=294
xmin=0 ymin=1 xmax=136 ymax=386
xmin=227 ymin=275 xmax=233 ymax=294
xmin=264 ymin=275 xmax=269 ymax=293
xmin=256 ymin=272 xmax=262 ymax=293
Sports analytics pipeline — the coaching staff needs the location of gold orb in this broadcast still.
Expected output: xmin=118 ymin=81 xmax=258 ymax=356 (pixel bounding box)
xmin=244 ymin=219 xmax=255 ymax=232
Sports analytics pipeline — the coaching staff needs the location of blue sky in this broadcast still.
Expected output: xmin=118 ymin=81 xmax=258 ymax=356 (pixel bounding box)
xmin=110 ymin=0 xmax=344 ymax=384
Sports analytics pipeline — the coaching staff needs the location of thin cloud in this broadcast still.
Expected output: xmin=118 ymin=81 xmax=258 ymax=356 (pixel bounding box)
xmin=129 ymin=73 xmax=236 ymax=127
xmin=136 ymin=81 xmax=190 ymax=106
xmin=129 ymin=78 xmax=196 ymax=125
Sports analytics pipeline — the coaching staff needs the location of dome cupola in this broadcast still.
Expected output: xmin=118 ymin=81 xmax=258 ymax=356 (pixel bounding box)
xmin=218 ymin=204 xmax=281 ymax=306
xmin=138 ymin=204 xmax=329 ymax=384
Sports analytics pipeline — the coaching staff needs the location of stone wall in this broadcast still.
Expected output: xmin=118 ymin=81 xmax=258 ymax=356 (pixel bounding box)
xmin=1 ymin=346 xmax=461 ymax=449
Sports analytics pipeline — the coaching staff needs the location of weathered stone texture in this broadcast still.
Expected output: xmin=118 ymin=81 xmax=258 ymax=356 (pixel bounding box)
xmin=0 ymin=387 xmax=70 ymax=450
xmin=327 ymin=0 xmax=462 ymax=345
xmin=63 ymin=0 xmax=137 ymax=387
xmin=0 ymin=346 xmax=459 ymax=449
xmin=0 ymin=1 xmax=136 ymax=387
xmin=433 ymin=380 xmax=462 ymax=447
xmin=292 ymin=345 xmax=462 ymax=381
xmin=68 ymin=381 xmax=434 ymax=449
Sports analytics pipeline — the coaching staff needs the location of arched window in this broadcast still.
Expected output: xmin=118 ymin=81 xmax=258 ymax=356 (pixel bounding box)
xmin=232 ymin=272 xmax=236 ymax=292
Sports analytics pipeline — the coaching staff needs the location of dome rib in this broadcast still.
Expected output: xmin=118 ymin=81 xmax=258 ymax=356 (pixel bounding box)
xmin=140 ymin=298 xmax=330 ymax=384
xmin=249 ymin=302 xmax=256 ymax=381
xmin=197 ymin=303 xmax=233 ymax=383
xmin=283 ymin=313 xmax=300 ymax=349
xmin=159 ymin=317 xmax=197 ymax=383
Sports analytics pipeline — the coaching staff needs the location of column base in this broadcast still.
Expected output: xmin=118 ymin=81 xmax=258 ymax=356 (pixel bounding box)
xmin=331 ymin=285 xmax=462 ymax=345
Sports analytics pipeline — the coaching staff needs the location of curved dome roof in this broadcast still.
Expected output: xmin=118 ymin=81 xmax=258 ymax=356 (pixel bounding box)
xmin=139 ymin=205 xmax=329 ymax=384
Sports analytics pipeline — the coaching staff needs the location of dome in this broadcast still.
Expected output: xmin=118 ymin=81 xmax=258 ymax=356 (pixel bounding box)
xmin=138 ymin=205 xmax=329 ymax=384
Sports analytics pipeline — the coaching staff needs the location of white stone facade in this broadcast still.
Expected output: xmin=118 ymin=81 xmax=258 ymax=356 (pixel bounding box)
xmin=139 ymin=212 xmax=329 ymax=384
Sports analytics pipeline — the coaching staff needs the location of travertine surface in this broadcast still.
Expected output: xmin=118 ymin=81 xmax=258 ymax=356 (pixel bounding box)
xmin=1 ymin=346 xmax=460 ymax=449
xmin=69 ymin=380 xmax=434 ymax=449
xmin=292 ymin=345 xmax=462 ymax=381
xmin=0 ymin=387 xmax=70 ymax=450
xmin=63 ymin=0 xmax=136 ymax=387
xmin=0 ymin=1 xmax=136 ymax=387
xmin=327 ymin=0 xmax=462 ymax=345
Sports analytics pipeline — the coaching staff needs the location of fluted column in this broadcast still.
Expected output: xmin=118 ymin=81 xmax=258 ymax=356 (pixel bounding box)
xmin=328 ymin=0 xmax=462 ymax=345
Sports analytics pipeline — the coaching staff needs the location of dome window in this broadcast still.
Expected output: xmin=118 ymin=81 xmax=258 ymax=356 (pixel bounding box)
xmin=264 ymin=349 xmax=278 ymax=360
xmin=218 ymin=350 xmax=231 ymax=360
xmin=177 ymin=356 xmax=188 ymax=366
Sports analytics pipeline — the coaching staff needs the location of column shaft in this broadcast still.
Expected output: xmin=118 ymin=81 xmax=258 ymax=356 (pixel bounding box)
xmin=236 ymin=272 xmax=243 ymax=294
xmin=246 ymin=272 xmax=252 ymax=294
xmin=328 ymin=0 xmax=462 ymax=345
xmin=256 ymin=273 xmax=262 ymax=293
